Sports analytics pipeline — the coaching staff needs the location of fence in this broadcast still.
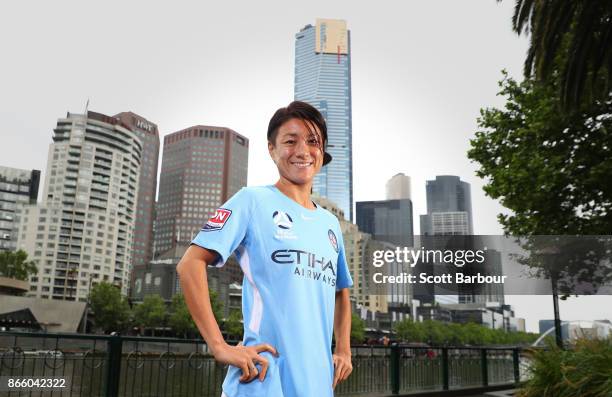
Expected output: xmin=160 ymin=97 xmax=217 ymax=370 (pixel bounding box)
xmin=0 ymin=331 xmax=531 ymax=396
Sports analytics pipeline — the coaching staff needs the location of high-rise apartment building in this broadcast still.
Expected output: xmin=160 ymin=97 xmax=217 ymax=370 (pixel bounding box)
xmin=15 ymin=111 xmax=142 ymax=300
xmin=295 ymin=19 xmax=353 ymax=221
xmin=0 ymin=166 xmax=40 ymax=251
xmin=113 ymin=112 xmax=160 ymax=287
xmin=420 ymin=175 xmax=473 ymax=235
xmin=155 ymin=126 xmax=248 ymax=255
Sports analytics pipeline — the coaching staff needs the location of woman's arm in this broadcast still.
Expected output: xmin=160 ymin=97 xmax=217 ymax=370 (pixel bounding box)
xmin=332 ymin=288 xmax=353 ymax=388
xmin=176 ymin=245 xmax=277 ymax=382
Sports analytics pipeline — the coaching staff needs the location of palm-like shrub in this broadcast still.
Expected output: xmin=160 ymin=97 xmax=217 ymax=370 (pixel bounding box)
xmin=519 ymin=338 xmax=612 ymax=397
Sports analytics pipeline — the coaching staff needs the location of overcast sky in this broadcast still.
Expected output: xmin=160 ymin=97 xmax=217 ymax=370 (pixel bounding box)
xmin=1 ymin=0 xmax=610 ymax=332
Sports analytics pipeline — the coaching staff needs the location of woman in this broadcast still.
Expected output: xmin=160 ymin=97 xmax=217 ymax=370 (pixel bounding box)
xmin=176 ymin=101 xmax=353 ymax=397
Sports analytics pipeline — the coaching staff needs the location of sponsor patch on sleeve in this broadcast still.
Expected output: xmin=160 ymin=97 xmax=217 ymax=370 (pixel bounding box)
xmin=202 ymin=208 xmax=232 ymax=231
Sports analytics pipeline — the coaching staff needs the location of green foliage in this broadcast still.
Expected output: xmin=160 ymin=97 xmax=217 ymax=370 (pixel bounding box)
xmin=224 ymin=309 xmax=244 ymax=339
xmin=133 ymin=294 xmax=167 ymax=336
xmin=89 ymin=281 xmax=130 ymax=333
xmin=468 ymin=72 xmax=612 ymax=293
xmin=506 ymin=0 xmax=612 ymax=110
xmin=393 ymin=318 xmax=538 ymax=346
xmin=350 ymin=313 xmax=366 ymax=343
xmin=394 ymin=319 xmax=426 ymax=343
xmin=0 ymin=250 xmax=38 ymax=281
xmin=518 ymin=338 xmax=612 ymax=397
xmin=168 ymin=294 xmax=197 ymax=338
xmin=469 ymin=72 xmax=612 ymax=236
xmin=209 ymin=290 xmax=224 ymax=324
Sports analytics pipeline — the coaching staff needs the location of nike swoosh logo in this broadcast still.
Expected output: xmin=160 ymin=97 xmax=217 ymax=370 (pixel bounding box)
xmin=301 ymin=213 xmax=314 ymax=221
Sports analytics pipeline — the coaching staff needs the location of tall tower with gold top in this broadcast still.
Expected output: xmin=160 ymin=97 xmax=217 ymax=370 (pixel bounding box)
xmin=295 ymin=19 xmax=353 ymax=221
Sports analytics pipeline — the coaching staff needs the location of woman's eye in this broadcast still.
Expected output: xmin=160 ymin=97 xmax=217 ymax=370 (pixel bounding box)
xmin=285 ymin=140 xmax=295 ymax=144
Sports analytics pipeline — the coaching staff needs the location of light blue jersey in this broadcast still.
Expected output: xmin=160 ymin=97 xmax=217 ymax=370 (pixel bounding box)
xmin=191 ymin=185 xmax=353 ymax=397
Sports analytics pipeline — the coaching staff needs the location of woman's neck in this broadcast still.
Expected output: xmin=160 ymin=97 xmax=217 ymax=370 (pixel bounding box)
xmin=274 ymin=180 xmax=315 ymax=209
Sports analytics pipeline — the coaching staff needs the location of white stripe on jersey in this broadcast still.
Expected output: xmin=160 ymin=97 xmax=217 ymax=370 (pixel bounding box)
xmin=237 ymin=246 xmax=263 ymax=334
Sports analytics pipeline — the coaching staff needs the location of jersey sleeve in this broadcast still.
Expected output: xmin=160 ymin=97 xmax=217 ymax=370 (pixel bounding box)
xmin=191 ymin=187 xmax=253 ymax=267
xmin=335 ymin=224 xmax=353 ymax=290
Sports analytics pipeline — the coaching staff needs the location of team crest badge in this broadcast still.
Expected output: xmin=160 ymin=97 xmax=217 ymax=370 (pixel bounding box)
xmin=328 ymin=229 xmax=338 ymax=253
xmin=202 ymin=208 xmax=232 ymax=231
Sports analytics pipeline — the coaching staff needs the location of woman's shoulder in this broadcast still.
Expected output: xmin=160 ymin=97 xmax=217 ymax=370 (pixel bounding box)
xmin=231 ymin=185 xmax=277 ymax=206
xmin=316 ymin=206 xmax=343 ymax=229
xmin=236 ymin=185 xmax=275 ymax=198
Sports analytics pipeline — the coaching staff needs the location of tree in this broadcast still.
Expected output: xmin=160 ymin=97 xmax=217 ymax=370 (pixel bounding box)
xmin=89 ymin=281 xmax=130 ymax=333
xmin=468 ymin=72 xmax=612 ymax=292
xmin=224 ymin=309 xmax=244 ymax=340
xmin=168 ymin=291 xmax=224 ymax=338
xmin=209 ymin=290 xmax=224 ymax=324
xmin=350 ymin=313 xmax=365 ymax=343
xmin=168 ymin=294 xmax=197 ymax=338
xmin=133 ymin=294 xmax=167 ymax=336
xmin=393 ymin=319 xmax=538 ymax=346
xmin=0 ymin=250 xmax=38 ymax=281
xmin=394 ymin=319 xmax=425 ymax=343
xmin=506 ymin=0 xmax=612 ymax=110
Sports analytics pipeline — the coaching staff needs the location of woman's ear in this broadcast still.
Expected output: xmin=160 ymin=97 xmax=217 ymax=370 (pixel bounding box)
xmin=268 ymin=141 xmax=277 ymax=164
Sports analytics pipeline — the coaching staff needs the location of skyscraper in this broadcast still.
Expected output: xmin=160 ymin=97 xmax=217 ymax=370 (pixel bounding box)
xmin=295 ymin=19 xmax=353 ymax=221
xmin=154 ymin=125 xmax=248 ymax=255
xmin=420 ymin=175 xmax=474 ymax=235
xmin=0 ymin=166 xmax=40 ymax=252
xmin=386 ymin=173 xmax=411 ymax=201
xmin=15 ymin=111 xmax=142 ymax=300
xmin=356 ymin=174 xmax=414 ymax=247
xmin=113 ymin=112 xmax=160 ymax=288
xmin=356 ymin=200 xmax=414 ymax=247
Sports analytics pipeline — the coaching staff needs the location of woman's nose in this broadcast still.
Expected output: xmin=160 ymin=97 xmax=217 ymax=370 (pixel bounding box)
xmin=294 ymin=138 xmax=309 ymax=155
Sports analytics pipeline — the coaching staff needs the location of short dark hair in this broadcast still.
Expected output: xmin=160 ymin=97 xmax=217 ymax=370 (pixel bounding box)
xmin=267 ymin=101 xmax=327 ymax=147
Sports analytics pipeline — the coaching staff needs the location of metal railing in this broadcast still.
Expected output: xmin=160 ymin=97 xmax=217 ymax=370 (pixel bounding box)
xmin=0 ymin=331 xmax=530 ymax=396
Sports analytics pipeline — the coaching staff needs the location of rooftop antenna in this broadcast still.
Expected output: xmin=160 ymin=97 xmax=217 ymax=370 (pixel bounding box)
xmin=84 ymin=98 xmax=90 ymax=118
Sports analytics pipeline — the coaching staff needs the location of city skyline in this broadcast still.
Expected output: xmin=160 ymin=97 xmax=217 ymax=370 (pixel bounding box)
xmin=14 ymin=111 xmax=143 ymax=300
xmin=1 ymin=0 xmax=610 ymax=331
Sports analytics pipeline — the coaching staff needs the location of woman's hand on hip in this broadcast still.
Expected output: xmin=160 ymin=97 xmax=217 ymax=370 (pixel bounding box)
xmin=213 ymin=342 xmax=279 ymax=383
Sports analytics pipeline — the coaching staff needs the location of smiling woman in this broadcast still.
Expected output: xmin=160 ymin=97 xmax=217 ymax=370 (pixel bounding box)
xmin=176 ymin=101 xmax=353 ymax=397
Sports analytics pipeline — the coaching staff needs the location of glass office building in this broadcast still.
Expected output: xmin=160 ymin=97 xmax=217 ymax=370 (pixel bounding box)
xmin=155 ymin=126 xmax=248 ymax=255
xmin=113 ymin=112 xmax=159 ymax=275
xmin=356 ymin=199 xmax=414 ymax=247
xmin=294 ymin=19 xmax=353 ymax=221
xmin=0 ymin=166 xmax=40 ymax=251
xmin=420 ymin=175 xmax=474 ymax=236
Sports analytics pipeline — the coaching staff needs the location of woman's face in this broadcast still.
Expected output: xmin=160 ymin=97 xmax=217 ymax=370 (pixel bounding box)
xmin=268 ymin=118 xmax=324 ymax=186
